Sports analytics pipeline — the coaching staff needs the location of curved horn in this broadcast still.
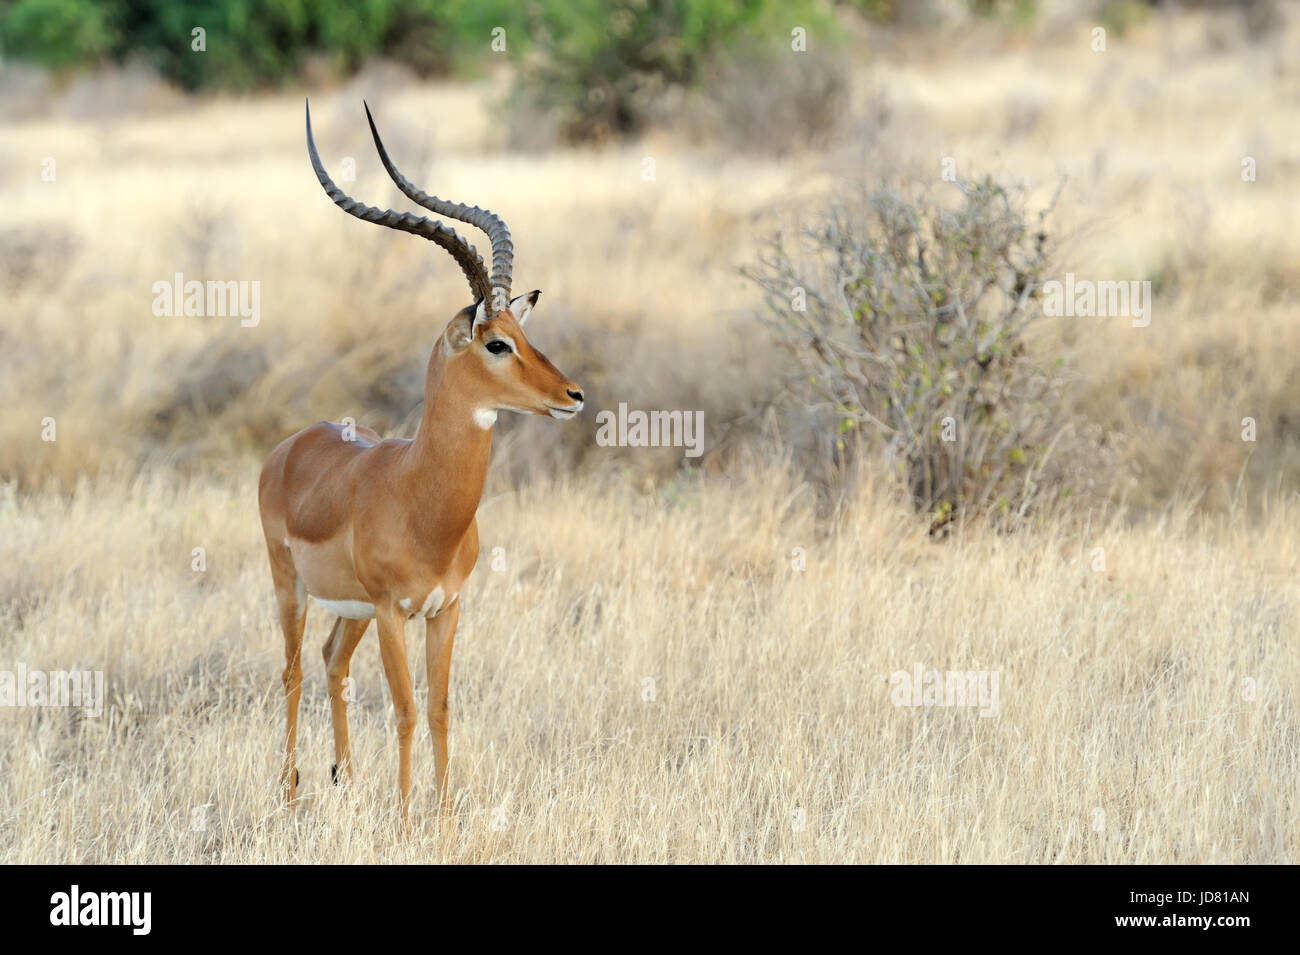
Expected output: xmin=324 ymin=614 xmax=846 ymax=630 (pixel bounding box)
xmin=304 ymin=100 xmax=492 ymax=304
xmin=363 ymin=101 xmax=513 ymax=314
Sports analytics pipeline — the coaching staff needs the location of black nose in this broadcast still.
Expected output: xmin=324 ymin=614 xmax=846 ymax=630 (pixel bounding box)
xmin=567 ymin=389 xmax=584 ymax=403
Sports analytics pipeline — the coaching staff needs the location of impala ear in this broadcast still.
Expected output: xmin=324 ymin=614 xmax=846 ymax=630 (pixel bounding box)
xmin=470 ymin=298 xmax=489 ymax=335
xmin=510 ymin=290 xmax=541 ymax=326
xmin=445 ymin=307 xmax=476 ymax=351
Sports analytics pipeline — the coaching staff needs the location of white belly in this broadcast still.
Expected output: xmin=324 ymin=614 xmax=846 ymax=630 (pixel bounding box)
xmin=311 ymin=598 xmax=375 ymax=619
xmin=309 ymin=590 xmax=456 ymax=621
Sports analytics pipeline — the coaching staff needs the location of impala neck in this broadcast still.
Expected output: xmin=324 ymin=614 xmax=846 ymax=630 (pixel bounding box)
xmin=402 ymin=340 xmax=493 ymax=538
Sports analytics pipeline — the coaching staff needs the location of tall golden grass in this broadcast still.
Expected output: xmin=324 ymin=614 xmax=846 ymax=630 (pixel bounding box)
xmin=1 ymin=5 xmax=1298 ymax=862
xmin=3 ymin=466 xmax=1296 ymax=862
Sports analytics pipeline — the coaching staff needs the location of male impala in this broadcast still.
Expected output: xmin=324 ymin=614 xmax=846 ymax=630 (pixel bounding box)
xmin=259 ymin=101 xmax=583 ymax=824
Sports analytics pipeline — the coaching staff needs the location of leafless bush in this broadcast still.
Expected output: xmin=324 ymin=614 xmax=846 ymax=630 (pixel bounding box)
xmin=745 ymin=176 xmax=1117 ymax=529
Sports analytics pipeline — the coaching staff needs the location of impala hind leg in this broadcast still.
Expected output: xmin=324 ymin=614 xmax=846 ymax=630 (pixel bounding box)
xmin=323 ymin=615 xmax=369 ymax=784
xmin=425 ymin=601 xmax=460 ymax=816
xmin=376 ymin=606 xmax=417 ymax=830
xmin=273 ymin=579 xmax=307 ymax=804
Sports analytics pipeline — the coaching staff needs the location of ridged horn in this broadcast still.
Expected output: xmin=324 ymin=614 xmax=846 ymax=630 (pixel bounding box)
xmin=363 ymin=101 xmax=513 ymax=314
xmin=304 ymin=99 xmax=491 ymax=304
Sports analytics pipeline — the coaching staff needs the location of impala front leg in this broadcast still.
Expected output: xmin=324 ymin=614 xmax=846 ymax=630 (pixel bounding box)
xmin=425 ymin=600 xmax=460 ymax=816
xmin=375 ymin=604 xmax=417 ymax=830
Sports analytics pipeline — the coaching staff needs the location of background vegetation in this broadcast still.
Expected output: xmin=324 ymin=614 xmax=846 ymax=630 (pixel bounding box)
xmin=2 ymin=0 xmax=839 ymax=139
xmin=1 ymin=0 xmax=1297 ymax=862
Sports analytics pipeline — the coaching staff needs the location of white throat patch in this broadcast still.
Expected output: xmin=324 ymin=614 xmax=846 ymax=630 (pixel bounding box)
xmin=473 ymin=408 xmax=498 ymax=429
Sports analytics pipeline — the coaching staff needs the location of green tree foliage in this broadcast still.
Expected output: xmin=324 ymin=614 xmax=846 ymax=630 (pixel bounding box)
xmin=1 ymin=0 xmax=839 ymax=140
xmin=1 ymin=0 xmax=118 ymax=69
xmin=0 ymin=0 xmax=531 ymax=88
xmin=517 ymin=0 xmax=836 ymax=142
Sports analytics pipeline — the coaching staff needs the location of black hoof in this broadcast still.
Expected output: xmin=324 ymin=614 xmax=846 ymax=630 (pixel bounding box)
xmin=331 ymin=763 xmax=339 ymax=785
xmin=293 ymin=768 xmax=300 ymax=787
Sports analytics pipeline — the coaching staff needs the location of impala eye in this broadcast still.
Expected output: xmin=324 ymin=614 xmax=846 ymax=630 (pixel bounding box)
xmin=485 ymin=340 xmax=512 ymax=356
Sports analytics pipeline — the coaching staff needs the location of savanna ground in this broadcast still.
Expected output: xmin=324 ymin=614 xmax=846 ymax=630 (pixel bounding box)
xmin=2 ymin=3 xmax=1299 ymax=862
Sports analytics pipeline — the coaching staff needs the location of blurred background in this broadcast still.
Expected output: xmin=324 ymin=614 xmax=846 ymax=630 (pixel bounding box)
xmin=2 ymin=0 xmax=1298 ymax=517
xmin=3 ymin=0 xmax=1299 ymax=865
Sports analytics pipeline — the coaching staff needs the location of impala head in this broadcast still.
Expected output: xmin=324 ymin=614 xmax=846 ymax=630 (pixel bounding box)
xmin=443 ymin=290 xmax=584 ymax=426
xmin=304 ymin=99 xmax=583 ymax=427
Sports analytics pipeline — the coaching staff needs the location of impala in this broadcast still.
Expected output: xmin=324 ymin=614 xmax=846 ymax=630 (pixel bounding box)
xmin=258 ymin=101 xmax=584 ymax=823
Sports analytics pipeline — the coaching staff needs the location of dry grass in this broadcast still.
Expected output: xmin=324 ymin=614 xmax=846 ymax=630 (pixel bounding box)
xmin=3 ymin=467 xmax=1296 ymax=863
xmin=3 ymin=9 xmax=1299 ymax=500
xmin=2 ymin=5 xmax=1300 ymax=862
